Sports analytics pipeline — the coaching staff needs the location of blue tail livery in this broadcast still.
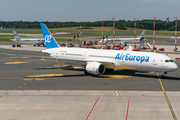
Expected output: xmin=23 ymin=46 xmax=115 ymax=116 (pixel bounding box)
xmin=40 ymin=23 xmax=60 ymax=49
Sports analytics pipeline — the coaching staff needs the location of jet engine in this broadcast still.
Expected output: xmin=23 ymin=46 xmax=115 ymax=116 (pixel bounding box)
xmin=85 ymin=62 xmax=106 ymax=75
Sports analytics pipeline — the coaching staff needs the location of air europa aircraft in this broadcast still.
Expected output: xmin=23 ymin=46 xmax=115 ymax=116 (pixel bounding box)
xmin=40 ymin=23 xmax=178 ymax=79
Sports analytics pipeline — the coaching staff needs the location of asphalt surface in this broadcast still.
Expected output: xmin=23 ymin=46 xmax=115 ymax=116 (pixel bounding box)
xmin=0 ymin=41 xmax=180 ymax=120
xmin=0 ymin=42 xmax=180 ymax=91
xmin=144 ymin=38 xmax=180 ymax=46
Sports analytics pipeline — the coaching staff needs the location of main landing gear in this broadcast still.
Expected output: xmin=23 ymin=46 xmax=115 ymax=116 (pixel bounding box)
xmin=105 ymin=68 xmax=114 ymax=73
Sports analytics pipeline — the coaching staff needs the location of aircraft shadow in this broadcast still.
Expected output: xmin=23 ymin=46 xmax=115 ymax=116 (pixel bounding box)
xmin=34 ymin=67 xmax=85 ymax=71
xmin=33 ymin=68 xmax=180 ymax=80
xmin=108 ymin=70 xmax=180 ymax=80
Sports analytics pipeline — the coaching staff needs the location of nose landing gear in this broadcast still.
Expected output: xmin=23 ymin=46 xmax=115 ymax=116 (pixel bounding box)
xmin=159 ymin=72 xmax=167 ymax=79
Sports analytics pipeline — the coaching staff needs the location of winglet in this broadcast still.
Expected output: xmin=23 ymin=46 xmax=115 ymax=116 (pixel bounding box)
xmin=40 ymin=23 xmax=60 ymax=49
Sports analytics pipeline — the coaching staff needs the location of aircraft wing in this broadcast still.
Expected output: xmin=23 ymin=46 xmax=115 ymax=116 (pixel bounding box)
xmin=2 ymin=52 xmax=116 ymax=69
xmin=54 ymin=57 xmax=115 ymax=68
xmin=85 ymin=58 xmax=116 ymax=69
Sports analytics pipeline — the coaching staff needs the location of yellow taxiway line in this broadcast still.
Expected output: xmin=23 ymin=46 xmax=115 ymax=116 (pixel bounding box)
xmin=98 ymin=74 xmax=131 ymax=79
xmin=157 ymin=73 xmax=177 ymax=120
xmin=4 ymin=61 xmax=29 ymax=64
xmin=9 ymin=56 xmax=29 ymax=58
xmin=27 ymin=74 xmax=63 ymax=78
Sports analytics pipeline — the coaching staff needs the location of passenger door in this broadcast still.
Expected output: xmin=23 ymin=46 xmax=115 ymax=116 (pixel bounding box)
xmin=83 ymin=52 xmax=88 ymax=59
xmin=153 ymin=57 xmax=158 ymax=65
xmin=59 ymin=50 xmax=64 ymax=58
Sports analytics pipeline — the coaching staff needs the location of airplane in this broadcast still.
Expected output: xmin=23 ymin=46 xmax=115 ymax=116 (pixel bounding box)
xmin=40 ymin=23 xmax=178 ymax=79
xmin=10 ymin=30 xmax=45 ymax=46
xmin=100 ymin=30 xmax=145 ymax=46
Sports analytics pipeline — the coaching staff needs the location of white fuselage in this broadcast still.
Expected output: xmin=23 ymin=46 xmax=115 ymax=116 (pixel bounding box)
xmin=11 ymin=38 xmax=44 ymax=44
xmin=44 ymin=47 xmax=178 ymax=72
xmin=101 ymin=38 xmax=141 ymax=45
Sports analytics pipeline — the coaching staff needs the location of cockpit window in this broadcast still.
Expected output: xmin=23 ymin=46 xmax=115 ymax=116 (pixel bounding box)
xmin=165 ymin=60 xmax=169 ymax=62
xmin=169 ymin=60 xmax=173 ymax=62
xmin=165 ymin=60 xmax=173 ymax=63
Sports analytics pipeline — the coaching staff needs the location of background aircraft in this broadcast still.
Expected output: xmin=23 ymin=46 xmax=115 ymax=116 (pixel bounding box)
xmin=11 ymin=30 xmax=45 ymax=46
xmin=40 ymin=23 xmax=178 ymax=79
xmin=100 ymin=30 xmax=145 ymax=46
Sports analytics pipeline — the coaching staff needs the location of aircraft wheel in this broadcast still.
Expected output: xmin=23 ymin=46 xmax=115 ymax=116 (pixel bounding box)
xmin=160 ymin=75 xmax=165 ymax=79
xmin=34 ymin=44 xmax=36 ymax=46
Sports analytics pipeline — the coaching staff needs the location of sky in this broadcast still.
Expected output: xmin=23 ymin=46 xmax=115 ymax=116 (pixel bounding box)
xmin=0 ymin=0 xmax=180 ymax=22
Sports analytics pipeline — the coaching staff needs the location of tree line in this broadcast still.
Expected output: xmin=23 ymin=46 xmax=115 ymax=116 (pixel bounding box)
xmin=0 ymin=20 xmax=179 ymax=31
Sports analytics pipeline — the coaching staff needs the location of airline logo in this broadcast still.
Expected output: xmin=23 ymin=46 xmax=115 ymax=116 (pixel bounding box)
xmin=45 ymin=35 xmax=51 ymax=43
xmin=115 ymin=53 xmax=149 ymax=63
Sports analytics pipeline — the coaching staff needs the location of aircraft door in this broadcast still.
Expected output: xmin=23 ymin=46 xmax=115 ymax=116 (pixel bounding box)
xmin=56 ymin=50 xmax=60 ymax=57
xmin=83 ymin=52 xmax=88 ymax=59
xmin=153 ymin=57 xmax=158 ymax=65
xmin=59 ymin=50 xmax=64 ymax=58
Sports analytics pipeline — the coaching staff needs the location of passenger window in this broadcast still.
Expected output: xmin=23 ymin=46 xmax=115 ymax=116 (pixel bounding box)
xmin=165 ymin=60 xmax=169 ymax=62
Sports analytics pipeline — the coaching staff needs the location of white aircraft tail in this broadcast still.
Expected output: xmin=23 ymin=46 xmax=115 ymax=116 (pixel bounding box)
xmin=138 ymin=30 xmax=145 ymax=40
xmin=13 ymin=30 xmax=21 ymax=41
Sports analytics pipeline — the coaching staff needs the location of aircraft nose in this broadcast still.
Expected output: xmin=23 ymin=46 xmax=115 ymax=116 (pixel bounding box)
xmin=172 ymin=63 xmax=178 ymax=71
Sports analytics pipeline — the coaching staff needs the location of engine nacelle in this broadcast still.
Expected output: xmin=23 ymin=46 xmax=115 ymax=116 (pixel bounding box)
xmin=86 ymin=62 xmax=106 ymax=75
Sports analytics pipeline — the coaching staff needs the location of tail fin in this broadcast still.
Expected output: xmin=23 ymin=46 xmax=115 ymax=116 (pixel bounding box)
xmin=138 ymin=30 xmax=145 ymax=38
xmin=40 ymin=23 xmax=60 ymax=49
xmin=13 ymin=30 xmax=21 ymax=40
